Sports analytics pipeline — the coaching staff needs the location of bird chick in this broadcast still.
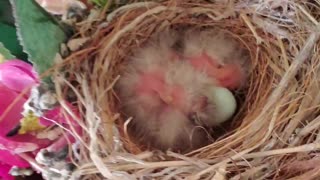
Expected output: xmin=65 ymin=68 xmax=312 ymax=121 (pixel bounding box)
xmin=179 ymin=28 xmax=250 ymax=90
xmin=117 ymin=30 xmax=237 ymax=152
xmin=119 ymin=62 xmax=212 ymax=152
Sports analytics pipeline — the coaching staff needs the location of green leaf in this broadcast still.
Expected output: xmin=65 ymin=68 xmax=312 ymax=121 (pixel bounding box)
xmin=0 ymin=22 xmax=27 ymax=60
xmin=0 ymin=42 xmax=15 ymax=60
xmin=9 ymin=0 xmax=67 ymax=75
xmin=0 ymin=0 xmax=14 ymax=25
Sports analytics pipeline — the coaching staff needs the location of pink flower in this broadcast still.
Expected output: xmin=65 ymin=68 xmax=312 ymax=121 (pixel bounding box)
xmin=0 ymin=59 xmax=81 ymax=178
xmin=0 ymin=60 xmax=39 ymax=94
xmin=0 ymin=163 xmax=14 ymax=180
xmin=35 ymin=0 xmax=86 ymax=15
xmin=0 ymin=60 xmax=47 ymax=167
xmin=40 ymin=103 xmax=82 ymax=152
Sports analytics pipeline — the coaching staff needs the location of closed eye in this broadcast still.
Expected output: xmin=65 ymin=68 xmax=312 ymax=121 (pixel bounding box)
xmin=216 ymin=64 xmax=223 ymax=69
xmin=188 ymin=112 xmax=202 ymax=125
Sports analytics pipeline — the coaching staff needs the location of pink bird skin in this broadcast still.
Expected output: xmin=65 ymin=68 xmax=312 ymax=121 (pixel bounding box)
xmin=179 ymin=28 xmax=250 ymax=90
xmin=117 ymin=31 xmax=215 ymax=152
xmin=117 ymin=28 xmax=248 ymax=152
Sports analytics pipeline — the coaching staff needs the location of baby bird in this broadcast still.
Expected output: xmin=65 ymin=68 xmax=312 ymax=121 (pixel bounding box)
xmin=178 ymin=28 xmax=250 ymax=90
xmin=117 ymin=30 xmax=238 ymax=152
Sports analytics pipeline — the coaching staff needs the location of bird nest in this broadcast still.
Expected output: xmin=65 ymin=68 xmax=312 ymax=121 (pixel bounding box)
xmin=49 ymin=0 xmax=320 ymax=179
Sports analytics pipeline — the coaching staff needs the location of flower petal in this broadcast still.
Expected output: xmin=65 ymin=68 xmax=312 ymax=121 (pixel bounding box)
xmin=40 ymin=104 xmax=80 ymax=126
xmin=0 ymin=163 xmax=15 ymax=180
xmin=0 ymin=150 xmax=30 ymax=168
xmin=0 ymin=84 xmax=26 ymax=135
xmin=0 ymin=84 xmax=51 ymax=153
xmin=0 ymin=136 xmax=38 ymax=153
xmin=0 ymin=60 xmax=38 ymax=80
xmin=35 ymin=0 xmax=72 ymax=15
xmin=7 ymin=134 xmax=52 ymax=152
xmin=35 ymin=0 xmax=66 ymax=14
xmin=40 ymin=105 xmax=82 ymax=152
xmin=0 ymin=60 xmax=38 ymax=94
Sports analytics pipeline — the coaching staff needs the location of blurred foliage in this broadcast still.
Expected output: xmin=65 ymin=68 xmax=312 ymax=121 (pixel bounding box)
xmin=0 ymin=0 xmax=14 ymax=25
xmin=0 ymin=42 xmax=15 ymax=60
xmin=10 ymin=0 xmax=67 ymax=76
xmin=90 ymin=0 xmax=108 ymax=7
xmin=0 ymin=0 xmax=28 ymax=60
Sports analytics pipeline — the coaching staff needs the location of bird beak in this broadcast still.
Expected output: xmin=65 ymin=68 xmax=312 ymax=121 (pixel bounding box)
xmin=159 ymin=93 xmax=173 ymax=105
